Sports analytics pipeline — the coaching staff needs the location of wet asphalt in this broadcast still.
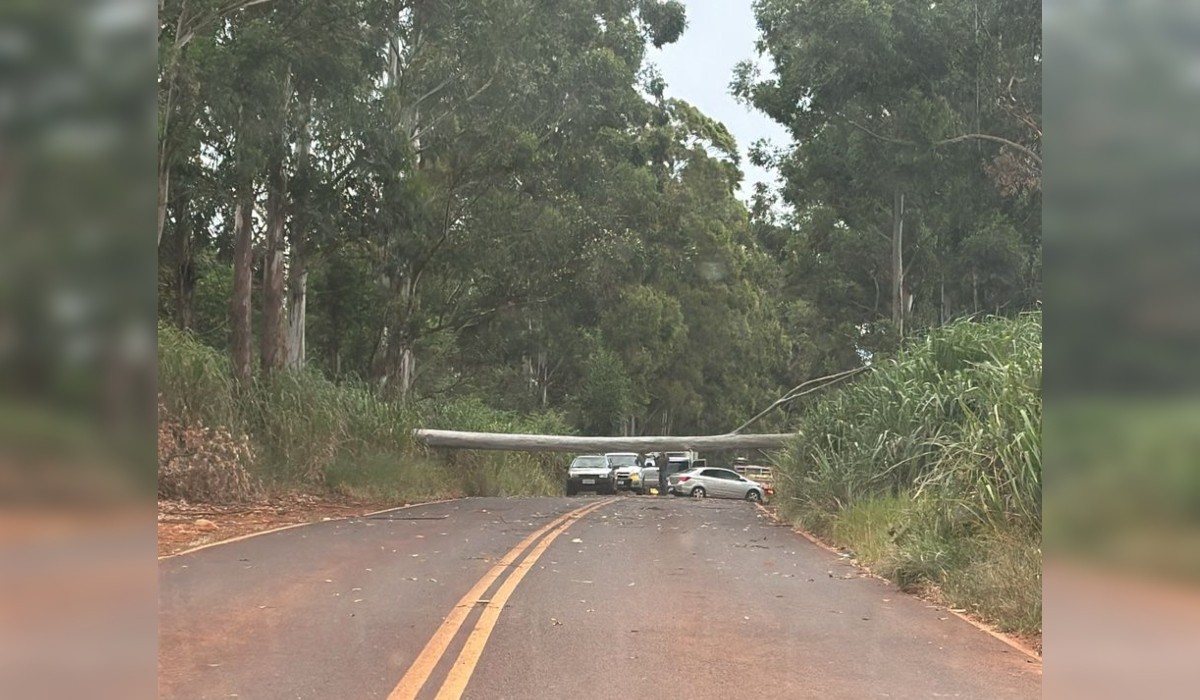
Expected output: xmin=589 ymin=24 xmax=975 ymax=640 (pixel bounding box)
xmin=159 ymin=495 xmax=1040 ymax=699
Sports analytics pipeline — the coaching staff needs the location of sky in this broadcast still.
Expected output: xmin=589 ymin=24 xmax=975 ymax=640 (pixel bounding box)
xmin=645 ymin=0 xmax=792 ymax=203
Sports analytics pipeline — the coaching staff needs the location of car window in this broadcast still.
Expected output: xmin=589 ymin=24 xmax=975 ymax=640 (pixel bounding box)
xmin=606 ymin=455 xmax=638 ymax=467
xmin=571 ymin=456 xmax=607 ymax=468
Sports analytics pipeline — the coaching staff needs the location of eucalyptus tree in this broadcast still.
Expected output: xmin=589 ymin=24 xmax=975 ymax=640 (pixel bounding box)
xmin=734 ymin=0 xmax=1041 ymax=349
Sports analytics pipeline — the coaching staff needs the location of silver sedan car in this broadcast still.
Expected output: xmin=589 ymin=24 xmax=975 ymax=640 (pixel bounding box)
xmin=667 ymin=467 xmax=768 ymax=502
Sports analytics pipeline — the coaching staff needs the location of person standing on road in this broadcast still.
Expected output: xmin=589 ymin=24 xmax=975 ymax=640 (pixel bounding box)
xmin=658 ymin=454 xmax=668 ymax=496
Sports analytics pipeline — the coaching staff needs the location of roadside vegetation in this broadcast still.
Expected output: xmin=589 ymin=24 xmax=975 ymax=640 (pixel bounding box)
xmin=159 ymin=324 xmax=568 ymax=504
xmin=775 ymin=313 xmax=1042 ymax=638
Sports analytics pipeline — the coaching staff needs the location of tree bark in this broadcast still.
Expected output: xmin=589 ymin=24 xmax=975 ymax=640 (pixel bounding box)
xmin=538 ymin=348 xmax=548 ymax=408
xmin=891 ymin=190 xmax=906 ymax=338
xmin=261 ymin=151 xmax=288 ymax=373
xmin=173 ymin=192 xmax=196 ymax=330
xmin=286 ymin=267 xmax=307 ymax=370
xmin=285 ymin=97 xmax=313 ymax=371
xmin=158 ymin=159 xmax=171 ymax=249
xmin=230 ymin=180 xmax=254 ymax=387
xmin=940 ymin=278 xmax=947 ymax=326
xmin=382 ymin=267 xmax=417 ymax=400
xmin=413 ymin=430 xmax=794 ymax=453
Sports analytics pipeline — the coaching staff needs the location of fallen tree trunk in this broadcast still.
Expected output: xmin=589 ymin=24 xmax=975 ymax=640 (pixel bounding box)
xmin=412 ymin=430 xmax=794 ymax=453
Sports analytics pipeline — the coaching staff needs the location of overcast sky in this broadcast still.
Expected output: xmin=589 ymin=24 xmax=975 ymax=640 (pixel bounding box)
xmin=645 ymin=0 xmax=792 ymax=202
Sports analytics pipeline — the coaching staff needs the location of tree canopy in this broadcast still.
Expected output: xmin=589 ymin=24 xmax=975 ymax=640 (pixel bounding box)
xmin=158 ymin=0 xmax=1040 ymax=437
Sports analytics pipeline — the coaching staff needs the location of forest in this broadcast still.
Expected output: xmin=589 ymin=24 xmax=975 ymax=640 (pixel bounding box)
xmin=158 ymin=0 xmax=1039 ymax=444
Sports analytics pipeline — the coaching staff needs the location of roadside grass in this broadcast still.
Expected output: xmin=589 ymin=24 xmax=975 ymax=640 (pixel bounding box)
xmin=811 ymin=494 xmax=1042 ymax=637
xmin=324 ymin=453 xmax=461 ymax=502
xmin=775 ymin=313 xmax=1042 ymax=637
xmin=940 ymin=530 xmax=1042 ymax=636
xmin=828 ymin=494 xmax=908 ymax=566
xmin=159 ymin=323 xmax=572 ymax=502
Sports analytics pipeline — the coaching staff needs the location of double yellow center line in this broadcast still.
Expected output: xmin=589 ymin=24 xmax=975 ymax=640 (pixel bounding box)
xmin=388 ymin=497 xmax=617 ymax=700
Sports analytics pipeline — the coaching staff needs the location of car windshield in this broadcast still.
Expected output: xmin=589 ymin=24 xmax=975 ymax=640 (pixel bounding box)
xmin=606 ymin=454 xmax=638 ymax=467
xmin=571 ymin=456 xmax=607 ymax=468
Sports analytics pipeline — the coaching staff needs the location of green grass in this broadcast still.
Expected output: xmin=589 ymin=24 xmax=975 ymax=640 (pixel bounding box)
xmin=324 ymin=453 xmax=461 ymax=502
xmin=158 ymin=323 xmax=572 ymax=501
xmin=814 ymin=494 xmax=1041 ymax=636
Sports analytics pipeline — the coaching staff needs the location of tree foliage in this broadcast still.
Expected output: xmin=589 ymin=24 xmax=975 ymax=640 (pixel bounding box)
xmin=157 ymin=0 xmax=1039 ymax=440
xmin=734 ymin=0 xmax=1041 ymax=364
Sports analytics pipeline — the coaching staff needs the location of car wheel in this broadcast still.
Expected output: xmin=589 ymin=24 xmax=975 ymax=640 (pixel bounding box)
xmin=746 ymin=489 xmax=763 ymax=503
xmin=691 ymin=486 xmax=706 ymax=498
xmin=566 ymin=482 xmax=577 ymax=497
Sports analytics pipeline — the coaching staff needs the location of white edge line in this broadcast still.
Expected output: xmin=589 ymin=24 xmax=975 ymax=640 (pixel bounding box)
xmin=754 ymin=502 xmax=1042 ymax=664
xmin=159 ymin=497 xmax=464 ymax=560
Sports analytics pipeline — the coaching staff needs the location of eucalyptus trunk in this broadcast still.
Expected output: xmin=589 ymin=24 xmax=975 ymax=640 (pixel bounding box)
xmin=891 ymin=190 xmax=906 ymax=338
xmin=383 ymin=267 xmax=418 ymax=401
xmin=285 ymin=266 xmax=307 ymax=370
xmin=173 ymin=192 xmax=196 ymax=330
xmin=261 ymin=152 xmax=288 ymax=373
xmin=285 ymin=99 xmax=313 ymax=370
xmin=230 ymin=180 xmax=254 ymax=387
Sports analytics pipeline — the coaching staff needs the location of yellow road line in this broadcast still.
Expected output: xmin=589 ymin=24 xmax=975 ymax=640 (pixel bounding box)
xmin=388 ymin=498 xmax=616 ymax=700
xmin=432 ymin=498 xmax=613 ymax=700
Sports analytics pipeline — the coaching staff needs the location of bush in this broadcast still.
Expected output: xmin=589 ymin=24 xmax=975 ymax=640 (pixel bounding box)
xmin=158 ymin=324 xmax=572 ymax=501
xmin=775 ymin=313 xmax=1042 ymax=635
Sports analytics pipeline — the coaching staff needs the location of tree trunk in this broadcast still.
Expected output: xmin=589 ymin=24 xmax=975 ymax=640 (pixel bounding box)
xmin=230 ymin=181 xmax=254 ymax=387
xmin=286 ymin=267 xmax=307 ymax=370
xmin=413 ymin=430 xmax=794 ymax=453
xmin=891 ymin=190 xmax=906 ymax=338
xmin=940 ymin=278 xmax=947 ymax=326
xmin=538 ymin=349 xmax=548 ymax=408
xmin=285 ymin=96 xmax=313 ymax=371
xmin=261 ymin=152 xmax=288 ymax=373
xmin=158 ymin=160 xmax=171 ymax=249
xmin=173 ymin=192 xmax=196 ymax=331
xmin=383 ymin=267 xmax=417 ymax=400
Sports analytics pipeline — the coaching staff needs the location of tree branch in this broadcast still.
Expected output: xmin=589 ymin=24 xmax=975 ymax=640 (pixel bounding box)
xmin=934 ymin=133 xmax=1042 ymax=165
xmin=842 ymin=116 xmax=910 ymax=146
xmin=731 ymin=366 xmax=870 ymax=435
xmin=841 ymin=115 xmax=1042 ymax=166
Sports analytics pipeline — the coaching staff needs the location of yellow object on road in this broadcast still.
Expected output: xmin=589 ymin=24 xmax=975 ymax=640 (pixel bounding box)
xmin=649 ymin=487 xmax=658 ymax=496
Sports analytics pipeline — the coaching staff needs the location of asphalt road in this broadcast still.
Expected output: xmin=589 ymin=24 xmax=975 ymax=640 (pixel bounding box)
xmin=159 ymin=496 xmax=1041 ymax=700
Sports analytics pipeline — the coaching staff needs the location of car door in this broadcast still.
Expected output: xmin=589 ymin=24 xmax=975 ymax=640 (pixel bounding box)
xmin=696 ymin=469 xmax=731 ymax=498
xmin=716 ymin=468 xmax=750 ymax=498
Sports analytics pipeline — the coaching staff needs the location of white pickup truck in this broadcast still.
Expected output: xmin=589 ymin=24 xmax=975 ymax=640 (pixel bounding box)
xmin=565 ymin=454 xmax=616 ymax=496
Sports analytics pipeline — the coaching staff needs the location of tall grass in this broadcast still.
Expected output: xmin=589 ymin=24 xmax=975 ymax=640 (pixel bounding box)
xmin=780 ymin=313 xmax=1041 ymax=532
xmin=158 ymin=323 xmax=572 ymax=501
xmin=776 ymin=313 xmax=1042 ymax=635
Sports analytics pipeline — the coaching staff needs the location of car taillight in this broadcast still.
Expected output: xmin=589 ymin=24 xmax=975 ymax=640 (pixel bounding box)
xmin=678 ymin=476 xmax=690 ymax=482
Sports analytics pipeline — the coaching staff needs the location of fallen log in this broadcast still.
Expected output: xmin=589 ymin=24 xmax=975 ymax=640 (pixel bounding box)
xmin=412 ymin=430 xmax=794 ymax=453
